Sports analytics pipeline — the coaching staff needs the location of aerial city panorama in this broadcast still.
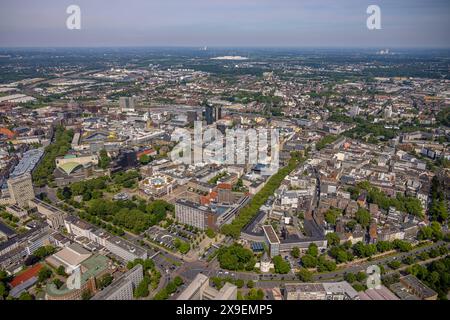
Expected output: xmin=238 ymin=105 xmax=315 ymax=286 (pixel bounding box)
xmin=0 ymin=0 xmax=449 ymax=309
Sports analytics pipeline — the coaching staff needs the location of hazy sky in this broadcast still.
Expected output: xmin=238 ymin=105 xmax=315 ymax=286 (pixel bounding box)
xmin=0 ymin=0 xmax=449 ymax=47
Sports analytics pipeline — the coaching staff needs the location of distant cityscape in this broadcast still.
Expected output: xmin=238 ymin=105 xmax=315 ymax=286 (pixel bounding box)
xmin=0 ymin=45 xmax=448 ymax=303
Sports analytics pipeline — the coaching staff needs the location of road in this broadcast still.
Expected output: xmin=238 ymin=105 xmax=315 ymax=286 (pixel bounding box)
xmin=311 ymin=240 xmax=449 ymax=281
xmin=176 ymin=241 xmax=450 ymax=291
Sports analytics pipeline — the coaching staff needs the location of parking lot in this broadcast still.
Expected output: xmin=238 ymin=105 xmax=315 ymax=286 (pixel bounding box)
xmin=146 ymin=226 xmax=189 ymax=250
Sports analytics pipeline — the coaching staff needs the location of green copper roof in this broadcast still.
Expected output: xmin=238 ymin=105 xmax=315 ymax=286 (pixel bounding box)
xmin=58 ymin=162 xmax=83 ymax=175
xmin=46 ymin=255 xmax=110 ymax=297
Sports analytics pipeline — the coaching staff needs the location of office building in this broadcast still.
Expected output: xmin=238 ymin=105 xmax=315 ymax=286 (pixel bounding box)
xmin=205 ymin=105 xmax=214 ymax=125
xmin=29 ymin=198 xmax=66 ymax=230
xmin=214 ymin=106 xmax=222 ymax=122
xmin=113 ymin=150 xmax=137 ymax=171
xmin=284 ymin=281 xmax=359 ymax=300
xmin=177 ymin=274 xmax=237 ymax=300
xmin=262 ymin=225 xmax=281 ymax=257
xmin=217 ymin=183 xmax=232 ymax=204
xmin=105 ymin=236 xmax=148 ymax=262
xmin=92 ymin=264 xmax=143 ymax=300
xmin=175 ymin=199 xmax=216 ymax=231
xmin=204 ymin=105 xmax=222 ymax=125
xmin=7 ymin=173 xmax=35 ymax=208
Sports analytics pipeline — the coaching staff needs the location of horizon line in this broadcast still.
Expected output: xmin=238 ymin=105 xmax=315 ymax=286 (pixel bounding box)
xmin=1 ymin=45 xmax=450 ymax=50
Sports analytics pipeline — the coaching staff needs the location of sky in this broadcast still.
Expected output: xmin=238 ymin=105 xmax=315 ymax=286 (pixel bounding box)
xmin=0 ymin=0 xmax=449 ymax=48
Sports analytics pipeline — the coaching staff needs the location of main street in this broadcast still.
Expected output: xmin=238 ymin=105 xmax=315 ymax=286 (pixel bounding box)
xmin=174 ymin=241 xmax=449 ymax=291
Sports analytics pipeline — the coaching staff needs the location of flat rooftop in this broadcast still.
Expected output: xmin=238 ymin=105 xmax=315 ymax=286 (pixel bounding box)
xmin=400 ymin=274 xmax=437 ymax=299
xmin=10 ymin=148 xmax=44 ymax=178
xmin=108 ymin=236 xmax=146 ymax=257
xmin=176 ymin=199 xmax=211 ymax=212
xmin=262 ymin=225 xmax=280 ymax=244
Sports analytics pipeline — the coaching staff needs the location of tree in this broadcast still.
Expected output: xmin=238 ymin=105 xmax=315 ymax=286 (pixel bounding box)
xmin=301 ymin=255 xmax=317 ymax=268
xmin=235 ymin=279 xmax=244 ymax=288
xmin=57 ymin=187 xmax=72 ymax=200
xmin=18 ymin=292 xmax=33 ymax=300
xmin=247 ymin=280 xmax=255 ymax=289
xmin=34 ymin=245 xmax=56 ymax=260
xmin=430 ymin=222 xmax=444 ymax=240
xmin=143 ymin=259 xmax=155 ymax=271
xmin=174 ymin=239 xmax=190 ymax=254
xmin=0 ymin=282 xmax=7 ymax=298
xmin=297 ymin=268 xmax=312 ymax=282
xmin=403 ymin=256 xmax=416 ymax=265
xmin=326 ymin=233 xmax=340 ymax=247
xmin=291 ymin=247 xmax=300 ymax=259
xmin=32 ymin=127 xmax=73 ymax=187
xmin=393 ymin=239 xmax=412 ymax=252
xmin=217 ymin=244 xmax=256 ymax=271
xmin=346 ymin=220 xmax=357 ymax=232
xmin=352 ymin=242 xmax=377 ymax=258
xmin=388 ymin=260 xmax=401 ymax=270
xmin=273 ymin=256 xmax=291 ymax=274
xmin=246 ymin=288 xmax=264 ymax=300
xmin=166 ymin=281 xmax=177 ymax=294
xmin=99 ymin=149 xmax=111 ymax=169
xmin=324 ymin=208 xmax=340 ymax=226
xmin=173 ymin=276 xmax=184 ymax=287
xmin=336 ymin=250 xmax=348 ymax=263
xmin=205 ymin=228 xmax=216 ymax=239
xmin=376 ymin=241 xmax=393 ymax=253
xmin=98 ymin=273 xmax=114 ymax=289
xmin=317 ymin=256 xmax=337 ymax=272
xmin=352 ymin=283 xmax=366 ymax=292
xmin=316 ymin=135 xmax=339 ymax=150
xmin=38 ymin=267 xmax=52 ymax=283
xmin=344 ymin=273 xmax=356 ymax=283
xmin=134 ymin=276 xmax=150 ymax=298
xmin=356 ymin=271 xmax=367 ymax=282
xmin=139 ymin=154 xmax=151 ymax=165
xmin=306 ymin=243 xmax=319 ymax=257
xmin=53 ymin=278 xmax=64 ymax=289
xmin=56 ymin=265 xmax=66 ymax=276
xmin=355 ymin=208 xmax=371 ymax=228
